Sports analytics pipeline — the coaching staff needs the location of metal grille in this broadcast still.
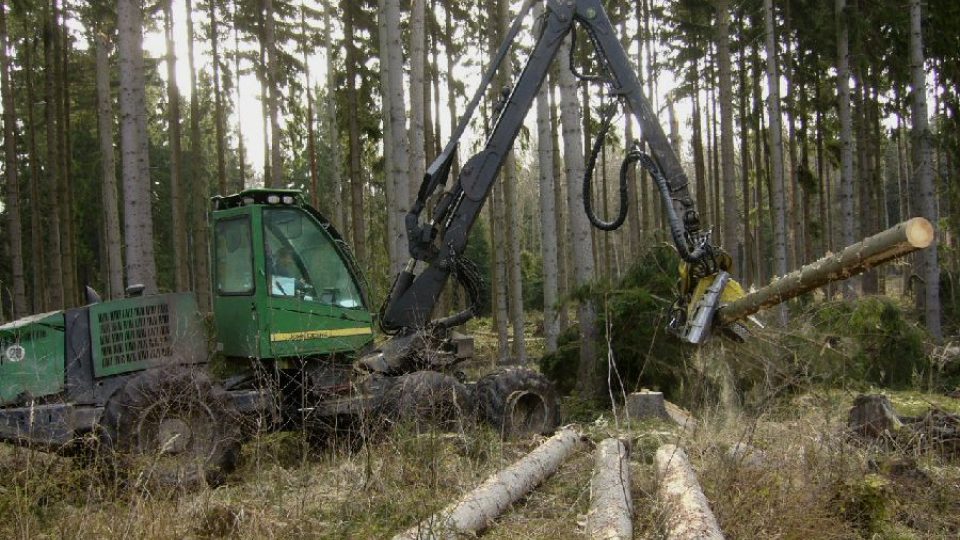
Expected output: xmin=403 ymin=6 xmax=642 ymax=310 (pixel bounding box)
xmin=97 ymin=302 xmax=172 ymax=368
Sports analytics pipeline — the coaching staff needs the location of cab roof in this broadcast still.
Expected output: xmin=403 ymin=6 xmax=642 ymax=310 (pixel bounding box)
xmin=211 ymin=189 xmax=306 ymax=211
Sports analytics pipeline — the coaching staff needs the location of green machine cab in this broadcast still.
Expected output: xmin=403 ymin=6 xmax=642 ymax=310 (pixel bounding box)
xmin=210 ymin=189 xmax=374 ymax=366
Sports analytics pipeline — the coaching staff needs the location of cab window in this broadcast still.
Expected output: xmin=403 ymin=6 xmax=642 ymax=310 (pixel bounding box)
xmin=263 ymin=208 xmax=365 ymax=309
xmin=215 ymin=216 xmax=254 ymax=295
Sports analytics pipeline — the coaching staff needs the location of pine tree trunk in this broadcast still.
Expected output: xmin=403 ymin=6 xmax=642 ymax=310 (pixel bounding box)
xmin=185 ymin=0 xmax=209 ymax=309
xmin=210 ymin=0 xmax=227 ymax=195
xmin=344 ymin=6 xmax=366 ymax=267
xmin=164 ymin=0 xmax=188 ymax=292
xmin=43 ymin=2 xmax=64 ymax=309
xmin=95 ymin=32 xmax=124 ymax=300
xmin=322 ymin=0 xmax=342 ymax=228
xmin=560 ymin=34 xmax=598 ymax=399
xmin=691 ymin=73 xmax=708 ymax=228
xmin=24 ymin=39 xmax=45 ymax=311
xmin=382 ymin=0 xmax=410 ymax=276
xmin=737 ymin=20 xmax=753 ymax=286
xmin=498 ymin=0 xmax=525 ymax=363
xmin=538 ymin=58 xmax=560 ymax=353
xmin=55 ymin=1 xmax=76 ymax=306
xmin=909 ymin=0 xmax=941 ymax=340
xmin=409 ymin=0 xmax=426 ymax=208
xmin=836 ymin=0 xmax=856 ymax=298
xmin=717 ymin=0 xmax=739 ymax=270
xmin=377 ymin=0 xmax=397 ymax=272
xmin=232 ymin=4 xmax=246 ymax=190
xmin=117 ymin=0 xmax=157 ymax=292
xmin=264 ymin=0 xmax=282 ymax=186
xmin=763 ymin=0 xmax=788 ymax=324
xmin=0 ymin=0 xmax=26 ymax=317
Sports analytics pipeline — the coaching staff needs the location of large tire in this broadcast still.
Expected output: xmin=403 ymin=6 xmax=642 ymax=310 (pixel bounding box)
xmin=476 ymin=368 xmax=560 ymax=439
xmin=379 ymin=371 xmax=474 ymax=432
xmin=100 ymin=367 xmax=241 ymax=489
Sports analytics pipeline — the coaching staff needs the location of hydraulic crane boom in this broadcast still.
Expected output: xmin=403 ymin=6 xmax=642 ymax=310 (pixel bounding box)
xmin=381 ymin=0 xmax=707 ymax=334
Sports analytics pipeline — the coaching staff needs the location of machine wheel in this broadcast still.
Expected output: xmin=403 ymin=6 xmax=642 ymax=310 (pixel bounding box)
xmin=100 ymin=367 xmax=241 ymax=489
xmin=475 ymin=368 xmax=560 ymax=439
xmin=380 ymin=371 xmax=474 ymax=431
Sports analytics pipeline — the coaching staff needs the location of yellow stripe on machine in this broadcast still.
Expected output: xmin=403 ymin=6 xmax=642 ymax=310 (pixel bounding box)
xmin=270 ymin=327 xmax=373 ymax=342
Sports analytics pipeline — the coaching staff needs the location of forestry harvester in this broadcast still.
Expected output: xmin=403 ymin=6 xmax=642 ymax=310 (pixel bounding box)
xmin=0 ymin=0 xmax=933 ymax=488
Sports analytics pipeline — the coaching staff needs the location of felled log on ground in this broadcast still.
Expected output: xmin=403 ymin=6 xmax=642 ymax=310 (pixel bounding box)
xmin=587 ymin=438 xmax=633 ymax=540
xmin=655 ymin=444 xmax=724 ymax=540
xmin=393 ymin=427 xmax=584 ymax=540
xmin=719 ymin=217 xmax=934 ymax=325
xmin=848 ymin=394 xmax=903 ymax=437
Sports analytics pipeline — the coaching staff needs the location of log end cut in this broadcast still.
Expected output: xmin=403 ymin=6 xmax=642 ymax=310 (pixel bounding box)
xmin=904 ymin=217 xmax=934 ymax=248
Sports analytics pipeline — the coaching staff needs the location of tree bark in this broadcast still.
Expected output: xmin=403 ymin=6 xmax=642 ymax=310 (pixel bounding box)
xmin=0 ymin=0 xmax=26 ymax=317
xmin=322 ymin=0 xmax=342 ymax=228
xmin=716 ymin=0 xmax=739 ymax=270
xmin=55 ymin=0 xmax=76 ymax=306
xmin=719 ymin=218 xmax=934 ymax=325
xmin=382 ymin=0 xmax=410 ymax=276
xmin=587 ymin=438 xmax=633 ymax=540
xmin=909 ymin=0 xmax=941 ymax=340
xmin=344 ymin=5 xmax=366 ymax=266
xmin=95 ymin=33 xmax=124 ymax=300
xmin=559 ymin=34 xmax=599 ymax=399
xmin=394 ymin=428 xmax=583 ymax=540
xmin=409 ymin=0 xmax=426 ymax=207
xmin=164 ymin=0 xmax=188 ymax=292
xmin=186 ymin=0 xmax=209 ymax=309
xmin=763 ymin=0 xmax=788 ymax=325
xmin=117 ymin=0 xmax=157 ymax=292
xmin=836 ymin=0 xmax=856 ymax=299
xmin=656 ymin=445 xmax=724 ymax=540
xmin=24 ymin=38 xmax=45 ymax=311
xmin=43 ymin=2 xmax=64 ymax=310
xmin=264 ymin=0 xmax=282 ymax=186
xmin=232 ymin=2 xmax=246 ymax=190
xmin=210 ymin=0 xmax=227 ymax=195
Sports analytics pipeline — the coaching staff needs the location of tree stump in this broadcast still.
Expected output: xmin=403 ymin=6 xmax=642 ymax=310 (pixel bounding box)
xmin=848 ymin=394 xmax=903 ymax=438
xmin=625 ymin=390 xmax=670 ymax=421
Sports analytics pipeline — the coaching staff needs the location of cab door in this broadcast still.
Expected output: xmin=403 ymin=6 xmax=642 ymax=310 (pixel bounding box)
xmin=259 ymin=207 xmax=373 ymax=359
xmin=212 ymin=209 xmax=263 ymax=358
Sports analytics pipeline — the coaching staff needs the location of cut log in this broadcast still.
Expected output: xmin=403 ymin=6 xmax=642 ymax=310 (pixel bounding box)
xmin=848 ymin=394 xmax=903 ymax=438
xmin=719 ymin=217 xmax=934 ymax=324
xmin=394 ymin=427 xmax=583 ymax=539
xmin=587 ymin=438 xmax=633 ymax=539
xmin=655 ymin=444 xmax=724 ymax=540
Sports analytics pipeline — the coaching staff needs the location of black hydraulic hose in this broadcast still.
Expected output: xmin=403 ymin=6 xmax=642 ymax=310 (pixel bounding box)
xmin=630 ymin=147 xmax=710 ymax=264
xmin=582 ymin=105 xmax=628 ymax=231
xmin=430 ymin=256 xmax=484 ymax=330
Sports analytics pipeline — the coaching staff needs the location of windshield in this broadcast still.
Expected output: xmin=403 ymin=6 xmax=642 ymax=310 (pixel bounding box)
xmin=263 ymin=207 xmax=365 ymax=310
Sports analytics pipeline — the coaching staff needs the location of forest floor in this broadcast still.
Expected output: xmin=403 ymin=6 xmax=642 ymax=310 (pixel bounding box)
xmin=1 ymin=316 xmax=959 ymax=538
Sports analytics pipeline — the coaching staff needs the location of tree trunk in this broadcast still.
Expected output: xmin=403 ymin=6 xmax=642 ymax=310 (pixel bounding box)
xmin=719 ymin=218 xmax=934 ymax=325
xmin=538 ymin=59 xmax=560 ymax=353
xmin=656 ymin=445 xmax=724 ymax=540
xmin=737 ymin=20 xmax=753 ymax=286
xmin=0 ymin=0 xmax=26 ymax=317
xmin=95 ymin=32 xmax=124 ymax=300
xmin=587 ymin=438 xmax=633 ymax=540
xmin=322 ymin=0 xmax=342 ymax=228
xmin=559 ymin=34 xmax=599 ymax=399
xmin=264 ymin=0 xmax=282 ymax=186
xmin=42 ymin=4 xmax=64 ymax=310
xmin=909 ymin=0 xmax=941 ymax=340
xmin=186 ymin=0 xmax=209 ymax=309
xmin=717 ymin=0 xmax=739 ymax=270
xmin=836 ymin=0 xmax=856 ymax=299
xmin=763 ymin=0 xmax=789 ymax=325
xmin=55 ymin=0 xmax=76 ymax=306
xmin=344 ymin=6 xmax=366 ymax=267
xmin=498 ymin=0 xmax=525 ymax=364
xmin=691 ymin=72 xmax=708 ymax=229
xmin=382 ymin=0 xmax=409 ymax=276
xmin=164 ymin=0 xmax=188 ymax=292
xmin=232 ymin=2 xmax=246 ymax=190
xmin=24 ymin=38 xmax=45 ymax=311
xmin=394 ymin=428 xmax=583 ymax=540
xmin=409 ymin=0 xmax=426 ymax=207
xmin=117 ymin=0 xmax=157 ymax=292
xmin=210 ymin=0 xmax=227 ymax=195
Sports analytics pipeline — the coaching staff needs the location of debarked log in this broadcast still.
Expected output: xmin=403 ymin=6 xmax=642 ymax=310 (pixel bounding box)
xmin=655 ymin=444 xmax=724 ymax=540
xmin=393 ymin=427 xmax=584 ymax=540
xmin=587 ymin=438 xmax=633 ymax=539
xmin=719 ymin=217 xmax=934 ymax=325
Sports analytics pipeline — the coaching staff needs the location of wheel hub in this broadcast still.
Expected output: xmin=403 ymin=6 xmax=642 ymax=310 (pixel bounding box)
xmin=157 ymin=418 xmax=192 ymax=454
